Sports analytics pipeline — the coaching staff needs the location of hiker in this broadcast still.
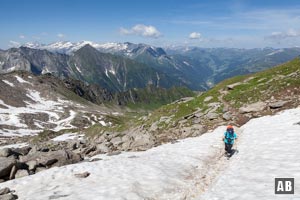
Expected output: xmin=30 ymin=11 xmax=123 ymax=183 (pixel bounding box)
xmin=223 ymin=125 xmax=237 ymax=156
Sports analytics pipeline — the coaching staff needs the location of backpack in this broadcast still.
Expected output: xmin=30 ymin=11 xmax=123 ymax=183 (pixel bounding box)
xmin=225 ymin=129 xmax=234 ymax=144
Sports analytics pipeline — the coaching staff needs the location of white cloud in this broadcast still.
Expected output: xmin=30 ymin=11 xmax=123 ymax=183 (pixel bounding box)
xmin=19 ymin=35 xmax=25 ymax=39
xmin=189 ymin=32 xmax=201 ymax=39
xmin=120 ymin=24 xmax=161 ymax=38
xmin=9 ymin=41 xmax=21 ymax=47
xmin=266 ymin=28 xmax=300 ymax=40
xmin=57 ymin=33 xmax=65 ymax=38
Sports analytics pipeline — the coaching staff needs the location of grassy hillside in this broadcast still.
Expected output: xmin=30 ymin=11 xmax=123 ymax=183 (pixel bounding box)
xmin=118 ymin=86 xmax=195 ymax=110
xmin=141 ymin=57 xmax=300 ymax=130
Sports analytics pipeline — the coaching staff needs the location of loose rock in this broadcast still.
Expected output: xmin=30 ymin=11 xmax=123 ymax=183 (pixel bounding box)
xmin=269 ymin=100 xmax=288 ymax=109
xmin=0 ymin=157 xmax=16 ymax=178
xmin=74 ymin=171 xmax=90 ymax=178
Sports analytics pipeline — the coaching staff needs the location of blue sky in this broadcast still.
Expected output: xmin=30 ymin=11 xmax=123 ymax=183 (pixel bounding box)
xmin=1 ymin=0 xmax=300 ymax=49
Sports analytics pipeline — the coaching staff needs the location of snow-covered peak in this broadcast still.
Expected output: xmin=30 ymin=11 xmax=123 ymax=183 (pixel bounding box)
xmin=22 ymin=41 xmax=103 ymax=54
xmin=266 ymin=49 xmax=284 ymax=56
xmin=21 ymin=41 xmax=166 ymax=58
xmin=97 ymin=42 xmax=129 ymax=51
xmin=21 ymin=41 xmax=129 ymax=54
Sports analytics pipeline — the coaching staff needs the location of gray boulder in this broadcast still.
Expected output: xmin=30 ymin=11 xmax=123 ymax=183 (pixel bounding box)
xmin=0 ymin=157 xmax=16 ymax=178
xmin=206 ymin=112 xmax=218 ymax=120
xmin=222 ymin=112 xmax=232 ymax=121
xmin=227 ymin=82 xmax=242 ymax=90
xmin=14 ymin=170 xmax=29 ymax=179
xmin=12 ymin=146 xmax=31 ymax=156
xmin=20 ymin=150 xmax=82 ymax=168
xmin=96 ymin=143 xmax=109 ymax=153
xmin=269 ymin=101 xmax=288 ymax=109
xmin=81 ymin=145 xmax=97 ymax=156
xmin=239 ymin=101 xmax=266 ymax=113
xmin=26 ymin=160 xmax=38 ymax=171
xmin=74 ymin=171 xmax=90 ymax=178
xmin=192 ymin=118 xmax=201 ymax=124
xmin=129 ymin=132 xmax=155 ymax=151
xmin=0 ymin=148 xmax=12 ymax=157
xmin=9 ymin=165 xmax=17 ymax=180
xmin=110 ymin=137 xmax=123 ymax=147
xmin=204 ymin=96 xmax=213 ymax=102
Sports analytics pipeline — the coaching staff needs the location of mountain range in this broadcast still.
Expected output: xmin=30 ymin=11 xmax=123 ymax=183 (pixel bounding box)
xmin=0 ymin=45 xmax=184 ymax=92
xmin=1 ymin=41 xmax=300 ymax=92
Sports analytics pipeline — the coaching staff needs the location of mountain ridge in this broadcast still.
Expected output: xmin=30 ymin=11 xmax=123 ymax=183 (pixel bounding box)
xmin=21 ymin=41 xmax=300 ymax=89
xmin=0 ymin=45 xmax=185 ymax=92
xmin=2 ymin=42 xmax=300 ymax=92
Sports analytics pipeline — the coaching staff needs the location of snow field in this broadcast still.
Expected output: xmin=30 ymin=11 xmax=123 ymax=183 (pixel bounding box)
xmin=0 ymin=126 xmax=226 ymax=200
xmin=0 ymin=108 xmax=299 ymax=200
xmin=0 ymin=90 xmax=77 ymax=136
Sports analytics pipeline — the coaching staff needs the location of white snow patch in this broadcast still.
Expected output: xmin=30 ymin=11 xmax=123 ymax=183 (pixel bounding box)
xmin=41 ymin=67 xmax=51 ymax=74
xmin=183 ymin=61 xmax=191 ymax=66
xmin=267 ymin=49 xmax=284 ymax=56
xmin=15 ymin=75 xmax=31 ymax=84
xmin=109 ymin=68 xmax=116 ymax=75
xmin=2 ymin=80 xmax=14 ymax=87
xmin=98 ymin=42 xmax=129 ymax=51
xmin=75 ymin=63 xmax=82 ymax=73
xmin=7 ymin=67 xmax=16 ymax=72
xmin=0 ymin=128 xmax=41 ymax=136
xmin=34 ymin=121 xmax=44 ymax=129
xmin=0 ymin=90 xmax=77 ymax=136
xmin=0 ymin=143 xmax=28 ymax=150
xmin=99 ymin=120 xmax=107 ymax=126
xmin=0 ymin=100 xmax=28 ymax=128
xmin=53 ymin=110 xmax=77 ymax=132
xmin=51 ymin=133 xmax=84 ymax=142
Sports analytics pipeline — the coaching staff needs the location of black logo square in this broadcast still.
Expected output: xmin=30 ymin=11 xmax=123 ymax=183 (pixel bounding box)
xmin=275 ymin=178 xmax=294 ymax=194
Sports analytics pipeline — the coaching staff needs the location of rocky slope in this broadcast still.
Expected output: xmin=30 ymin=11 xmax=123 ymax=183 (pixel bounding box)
xmin=0 ymin=71 xmax=121 ymax=138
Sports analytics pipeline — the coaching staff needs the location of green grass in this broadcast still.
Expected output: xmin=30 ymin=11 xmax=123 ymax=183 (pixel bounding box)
xmin=84 ymin=112 xmax=144 ymax=138
xmin=223 ymin=58 xmax=300 ymax=107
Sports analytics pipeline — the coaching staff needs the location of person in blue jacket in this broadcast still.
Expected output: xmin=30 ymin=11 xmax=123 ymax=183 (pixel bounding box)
xmin=223 ymin=125 xmax=237 ymax=155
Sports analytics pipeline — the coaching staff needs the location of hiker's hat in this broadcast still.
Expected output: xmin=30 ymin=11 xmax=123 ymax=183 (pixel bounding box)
xmin=227 ymin=125 xmax=233 ymax=130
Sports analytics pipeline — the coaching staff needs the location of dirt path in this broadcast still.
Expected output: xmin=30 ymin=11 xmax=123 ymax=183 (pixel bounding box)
xmin=218 ymin=89 xmax=249 ymax=126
